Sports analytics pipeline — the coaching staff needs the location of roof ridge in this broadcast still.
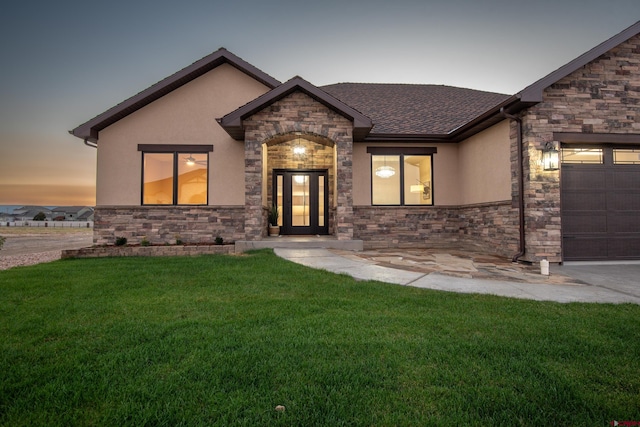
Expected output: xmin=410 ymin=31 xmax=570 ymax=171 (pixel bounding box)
xmin=321 ymin=82 xmax=509 ymax=95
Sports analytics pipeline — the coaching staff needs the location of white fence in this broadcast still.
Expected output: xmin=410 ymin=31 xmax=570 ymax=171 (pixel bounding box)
xmin=0 ymin=221 xmax=93 ymax=228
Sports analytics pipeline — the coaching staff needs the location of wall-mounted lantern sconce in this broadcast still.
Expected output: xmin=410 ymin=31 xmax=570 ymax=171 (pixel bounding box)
xmin=542 ymin=141 xmax=559 ymax=171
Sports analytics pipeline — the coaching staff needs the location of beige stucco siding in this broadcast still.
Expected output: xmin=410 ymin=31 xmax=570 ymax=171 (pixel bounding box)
xmin=457 ymin=120 xmax=511 ymax=205
xmin=352 ymin=144 xmax=370 ymax=205
xmin=96 ymin=63 xmax=271 ymax=206
xmin=432 ymin=144 xmax=460 ymax=205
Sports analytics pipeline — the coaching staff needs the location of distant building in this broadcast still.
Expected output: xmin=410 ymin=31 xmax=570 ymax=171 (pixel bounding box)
xmin=51 ymin=206 xmax=94 ymax=221
xmin=0 ymin=212 xmax=14 ymax=222
xmin=12 ymin=206 xmax=52 ymax=221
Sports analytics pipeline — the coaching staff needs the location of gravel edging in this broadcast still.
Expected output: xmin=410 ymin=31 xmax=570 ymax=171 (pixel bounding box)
xmin=0 ymin=250 xmax=63 ymax=270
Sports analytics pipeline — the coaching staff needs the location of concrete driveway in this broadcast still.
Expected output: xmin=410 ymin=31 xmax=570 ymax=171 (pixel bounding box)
xmin=553 ymin=263 xmax=640 ymax=300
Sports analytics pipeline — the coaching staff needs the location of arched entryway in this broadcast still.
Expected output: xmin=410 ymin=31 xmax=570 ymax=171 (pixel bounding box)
xmin=264 ymin=133 xmax=335 ymax=235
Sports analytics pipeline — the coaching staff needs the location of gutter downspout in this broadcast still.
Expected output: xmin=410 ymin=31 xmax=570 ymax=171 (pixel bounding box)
xmin=500 ymin=107 xmax=525 ymax=263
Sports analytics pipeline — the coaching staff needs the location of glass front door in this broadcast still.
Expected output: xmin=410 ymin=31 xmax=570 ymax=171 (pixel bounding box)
xmin=274 ymin=170 xmax=329 ymax=235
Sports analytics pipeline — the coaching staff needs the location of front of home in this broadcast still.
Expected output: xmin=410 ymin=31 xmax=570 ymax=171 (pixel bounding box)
xmin=72 ymin=21 xmax=640 ymax=263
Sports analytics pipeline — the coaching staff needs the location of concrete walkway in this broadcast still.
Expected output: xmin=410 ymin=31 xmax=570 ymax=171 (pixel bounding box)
xmin=274 ymin=248 xmax=640 ymax=304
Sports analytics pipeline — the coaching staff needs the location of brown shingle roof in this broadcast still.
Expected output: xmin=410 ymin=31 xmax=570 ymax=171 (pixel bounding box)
xmin=321 ymin=83 xmax=510 ymax=135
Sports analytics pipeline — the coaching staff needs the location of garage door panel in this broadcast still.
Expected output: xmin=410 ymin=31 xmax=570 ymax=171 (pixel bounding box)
xmin=608 ymin=237 xmax=640 ymax=259
xmin=561 ymin=169 xmax=606 ymax=189
xmin=608 ymin=212 xmax=640 ymax=233
xmin=607 ymin=191 xmax=640 ymax=210
xmin=562 ymin=237 xmax=608 ymax=260
xmin=562 ymin=192 xmax=607 ymax=211
xmin=611 ymin=169 xmax=640 ymax=188
xmin=562 ymin=213 xmax=607 ymax=233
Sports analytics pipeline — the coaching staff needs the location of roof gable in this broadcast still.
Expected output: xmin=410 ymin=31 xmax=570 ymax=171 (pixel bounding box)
xmin=519 ymin=20 xmax=640 ymax=103
xmin=70 ymin=48 xmax=280 ymax=142
xmin=217 ymin=76 xmax=373 ymax=140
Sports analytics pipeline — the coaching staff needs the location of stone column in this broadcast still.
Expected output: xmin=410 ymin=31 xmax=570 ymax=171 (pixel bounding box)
xmin=244 ymin=139 xmax=264 ymax=240
xmin=335 ymin=134 xmax=354 ymax=240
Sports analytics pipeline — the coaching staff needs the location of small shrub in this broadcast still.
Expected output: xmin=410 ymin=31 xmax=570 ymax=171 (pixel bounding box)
xmin=0 ymin=235 xmax=5 ymax=250
xmin=175 ymin=235 xmax=183 ymax=245
xmin=215 ymin=236 xmax=224 ymax=245
xmin=140 ymin=237 xmax=150 ymax=247
xmin=33 ymin=212 xmax=47 ymax=221
xmin=115 ymin=236 xmax=127 ymax=246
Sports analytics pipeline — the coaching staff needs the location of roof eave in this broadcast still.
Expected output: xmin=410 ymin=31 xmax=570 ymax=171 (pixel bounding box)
xmin=448 ymin=96 xmax=533 ymax=141
xmin=362 ymin=133 xmax=450 ymax=142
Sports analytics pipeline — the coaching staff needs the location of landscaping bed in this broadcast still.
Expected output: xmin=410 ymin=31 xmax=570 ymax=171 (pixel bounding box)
xmin=62 ymin=243 xmax=235 ymax=258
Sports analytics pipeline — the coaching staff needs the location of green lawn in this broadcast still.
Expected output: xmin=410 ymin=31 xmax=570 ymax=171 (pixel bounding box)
xmin=1 ymin=250 xmax=639 ymax=426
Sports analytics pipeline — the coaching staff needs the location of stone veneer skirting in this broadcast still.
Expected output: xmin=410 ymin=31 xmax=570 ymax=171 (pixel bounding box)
xmin=93 ymin=202 xmax=519 ymax=258
xmin=93 ymin=206 xmax=245 ymax=246
xmin=62 ymin=244 xmax=234 ymax=259
xmin=353 ymin=201 xmax=519 ymax=257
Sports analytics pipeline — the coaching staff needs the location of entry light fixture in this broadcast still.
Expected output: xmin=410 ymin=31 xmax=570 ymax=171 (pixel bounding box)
xmin=293 ymin=133 xmax=306 ymax=156
xmin=542 ymin=141 xmax=559 ymax=171
xmin=375 ymin=156 xmax=396 ymax=178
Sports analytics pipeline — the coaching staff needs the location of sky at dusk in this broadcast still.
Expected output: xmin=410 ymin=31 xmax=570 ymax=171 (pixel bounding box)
xmin=1 ymin=0 xmax=639 ymax=206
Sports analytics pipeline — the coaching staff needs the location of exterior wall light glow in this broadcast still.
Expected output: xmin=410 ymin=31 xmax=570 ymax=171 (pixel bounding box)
xmin=293 ymin=146 xmax=306 ymax=155
xmin=542 ymin=141 xmax=559 ymax=171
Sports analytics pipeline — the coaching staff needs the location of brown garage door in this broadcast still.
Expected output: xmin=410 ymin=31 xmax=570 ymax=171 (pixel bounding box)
xmin=561 ymin=146 xmax=640 ymax=261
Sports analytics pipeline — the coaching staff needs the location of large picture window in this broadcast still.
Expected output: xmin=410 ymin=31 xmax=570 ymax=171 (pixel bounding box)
xmin=139 ymin=145 xmax=212 ymax=205
xmin=369 ymin=147 xmax=435 ymax=206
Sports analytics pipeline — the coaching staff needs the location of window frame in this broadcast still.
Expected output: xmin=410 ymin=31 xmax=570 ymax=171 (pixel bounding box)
xmin=367 ymin=147 xmax=436 ymax=206
xmin=138 ymin=144 xmax=213 ymax=206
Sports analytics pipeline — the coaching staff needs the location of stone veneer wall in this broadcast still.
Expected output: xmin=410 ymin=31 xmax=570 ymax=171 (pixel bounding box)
xmin=520 ymin=34 xmax=640 ymax=262
xmin=243 ymin=91 xmax=354 ymax=240
xmin=353 ymin=201 xmax=519 ymax=257
xmin=63 ymin=244 xmax=234 ymax=259
xmin=93 ymin=206 xmax=245 ymax=245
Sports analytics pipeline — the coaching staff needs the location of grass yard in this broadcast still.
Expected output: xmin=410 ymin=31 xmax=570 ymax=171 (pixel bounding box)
xmin=1 ymin=250 xmax=639 ymax=426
